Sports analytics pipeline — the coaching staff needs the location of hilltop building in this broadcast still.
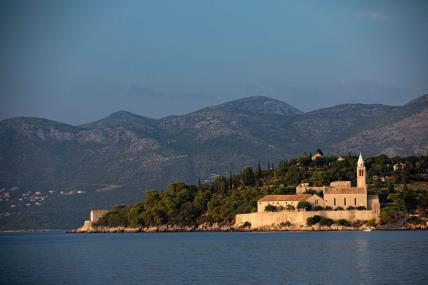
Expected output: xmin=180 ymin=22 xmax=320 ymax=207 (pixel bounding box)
xmin=236 ymin=154 xmax=380 ymax=228
xmin=393 ymin=162 xmax=407 ymax=171
xmin=311 ymin=152 xmax=323 ymax=161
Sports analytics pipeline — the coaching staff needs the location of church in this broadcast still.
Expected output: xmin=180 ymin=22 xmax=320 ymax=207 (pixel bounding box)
xmin=236 ymin=154 xmax=380 ymax=228
xmin=257 ymin=154 xmax=380 ymax=213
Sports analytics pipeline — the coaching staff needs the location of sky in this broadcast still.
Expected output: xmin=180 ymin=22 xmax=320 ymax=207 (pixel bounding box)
xmin=1 ymin=0 xmax=428 ymax=125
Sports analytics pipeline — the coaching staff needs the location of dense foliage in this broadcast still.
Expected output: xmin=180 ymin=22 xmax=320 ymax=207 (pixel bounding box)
xmin=97 ymin=152 xmax=428 ymax=227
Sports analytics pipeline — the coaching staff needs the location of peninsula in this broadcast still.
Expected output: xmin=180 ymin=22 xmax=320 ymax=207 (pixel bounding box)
xmin=73 ymin=151 xmax=428 ymax=233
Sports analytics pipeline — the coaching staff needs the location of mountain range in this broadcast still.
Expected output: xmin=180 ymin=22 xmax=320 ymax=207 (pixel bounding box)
xmin=0 ymin=94 xmax=427 ymax=229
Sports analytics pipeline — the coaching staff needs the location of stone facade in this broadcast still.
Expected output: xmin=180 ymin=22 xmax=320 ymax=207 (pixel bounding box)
xmin=90 ymin=210 xmax=109 ymax=223
xmin=324 ymin=188 xmax=367 ymax=209
xmin=296 ymin=183 xmax=324 ymax=194
xmin=258 ymin=194 xmax=324 ymax=212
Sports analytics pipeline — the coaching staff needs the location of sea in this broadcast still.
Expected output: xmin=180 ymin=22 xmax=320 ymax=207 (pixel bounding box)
xmin=0 ymin=231 xmax=427 ymax=285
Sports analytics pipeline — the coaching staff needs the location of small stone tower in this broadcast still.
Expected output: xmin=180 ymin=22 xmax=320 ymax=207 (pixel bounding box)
xmin=357 ymin=153 xmax=367 ymax=191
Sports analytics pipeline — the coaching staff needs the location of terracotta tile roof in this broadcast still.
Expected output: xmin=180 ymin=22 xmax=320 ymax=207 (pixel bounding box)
xmin=324 ymin=187 xmax=366 ymax=194
xmin=258 ymin=194 xmax=313 ymax=202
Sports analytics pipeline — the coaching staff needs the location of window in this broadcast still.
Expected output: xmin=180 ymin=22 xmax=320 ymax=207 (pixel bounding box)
xmin=315 ymin=200 xmax=318 ymax=205
xmin=354 ymin=197 xmax=357 ymax=206
xmin=334 ymin=198 xmax=336 ymax=206
xmin=344 ymin=198 xmax=346 ymax=206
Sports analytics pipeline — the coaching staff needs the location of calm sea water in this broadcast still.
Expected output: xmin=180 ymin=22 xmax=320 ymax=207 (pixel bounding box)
xmin=0 ymin=231 xmax=427 ymax=285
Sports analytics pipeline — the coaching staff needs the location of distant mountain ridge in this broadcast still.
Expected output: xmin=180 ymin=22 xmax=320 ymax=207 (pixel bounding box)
xmin=0 ymin=94 xmax=427 ymax=229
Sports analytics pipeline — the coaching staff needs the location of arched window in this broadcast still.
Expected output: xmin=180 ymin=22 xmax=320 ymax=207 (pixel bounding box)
xmin=354 ymin=197 xmax=357 ymax=206
xmin=344 ymin=198 xmax=346 ymax=206
xmin=334 ymin=198 xmax=336 ymax=206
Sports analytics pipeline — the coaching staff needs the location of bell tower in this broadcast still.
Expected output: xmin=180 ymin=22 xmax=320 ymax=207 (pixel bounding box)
xmin=357 ymin=153 xmax=367 ymax=191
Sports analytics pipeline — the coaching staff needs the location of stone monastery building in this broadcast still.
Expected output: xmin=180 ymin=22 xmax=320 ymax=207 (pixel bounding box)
xmin=236 ymin=154 xmax=380 ymax=228
xmin=257 ymin=154 xmax=379 ymax=212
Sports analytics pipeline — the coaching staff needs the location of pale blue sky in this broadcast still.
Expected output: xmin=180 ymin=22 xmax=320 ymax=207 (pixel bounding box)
xmin=1 ymin=0 xmax=427 ymax=124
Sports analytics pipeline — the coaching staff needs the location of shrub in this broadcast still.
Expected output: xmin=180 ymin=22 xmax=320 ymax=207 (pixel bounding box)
xmin=314 ymin=206 xmax=324 ymax=211
xmin=365 ymin=218 xmax=377 ymax=227
xmin=286 ymin=204 xmax=295 ymax=211
xmin=336 ymin=219 xmax=351 ymax=226
xmin=265 ymin=204 xmax=278 ymax=212
xmin=297 ymin=201 xmax=312 ymax=211
xmin=319 ymin=217 xmax=334 ymax=226
xmin=307 ymin=215 xmax=322 ymax=226
xmin=356 ymin=206 xmax=367 ymax=210
xmin=324 ymin=206 xmax=333 ymax=210
xmin=335 ymin=207 xmax=344 ymax=211
xmin=346 ymin=206 xmax=355 ymax=210
xmin=279 ymin=221 xmax=292 ymax=227
xmin=406 ymin=216 xmax=424 ymax=225
xmin=381 ymin=206 xmax=400 ymax=224
xmin=241 ymin=221 xmax=251 ymax=228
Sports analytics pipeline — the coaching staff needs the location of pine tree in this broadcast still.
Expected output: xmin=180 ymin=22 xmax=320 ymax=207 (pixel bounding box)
xmin=256 ymin=160 xmax=262 ymax=179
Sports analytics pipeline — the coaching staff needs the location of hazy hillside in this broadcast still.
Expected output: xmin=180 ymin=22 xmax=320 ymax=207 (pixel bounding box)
xmin=0 ymin=94 xmax=427 ymax=229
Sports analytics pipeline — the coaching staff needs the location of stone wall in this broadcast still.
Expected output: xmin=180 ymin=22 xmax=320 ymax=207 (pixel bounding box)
xmin=90 ymin=210 xmax=109 ymax=223
xmin=235 ymin=210 xmax=379 ymax=229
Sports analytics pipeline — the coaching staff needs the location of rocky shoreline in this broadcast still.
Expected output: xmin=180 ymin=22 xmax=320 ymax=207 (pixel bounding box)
xmin=69 ymin=222 xmax=428 ymax=233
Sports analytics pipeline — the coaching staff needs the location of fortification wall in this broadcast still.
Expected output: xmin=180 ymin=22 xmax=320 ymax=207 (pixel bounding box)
xmin=235 ymin=210 xmax=379 ymax=228
xmin=90 ymin=210 xmax=109 ymax=223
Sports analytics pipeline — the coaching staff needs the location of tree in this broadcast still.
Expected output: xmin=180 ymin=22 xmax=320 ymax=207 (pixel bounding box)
xmin=419 ymin=191 xmax=428 ymax=216
xmin=381 ymin=206 xmax=399 ymax=224
xmin=311 ymin=170 xmax=328 ymax=186
xmin=297 ymin=201 xmax=311 ymax=211
xmin=256 ymin=161 xmax=262 ymax=179
xmin=127 ymin=202 xmax=145 ymax=227
xmin=240 ymin=166 xmax=255 ymax=186
xmin=403 ymin=186 xmax=418 ymax=213
xmin=286 ymin=204 xmax=295 ymax=211
xmin=265 ymin=204 xmax=278 ymax=212
xmin=388 ymin=190 xmax=405 ymax=217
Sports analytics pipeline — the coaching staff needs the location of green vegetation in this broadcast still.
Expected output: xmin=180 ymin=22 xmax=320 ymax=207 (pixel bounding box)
xmin=286 ymin=205 xmax=296 ymax=211
xmin=279 ymin=221 xmax=292 ymax=227
xmin=297 ymin=201 xmax=312 ymax=211
xmin=265 ymin=205 xmax=278 ymax=212
xmin=96 ymin=153 xmax=428 ymax=227
xmin=319 ymin=217 xmax=335 ymax=226
xmin=307 ymin=215 xmax=322 ymax=225
xmin=365 ymin=218 xmax=377 ymax=227
xmin=307 ymin=216 xmax=349 ymax=227
xmin=336 ymin=219 xmax=351 ymax=226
